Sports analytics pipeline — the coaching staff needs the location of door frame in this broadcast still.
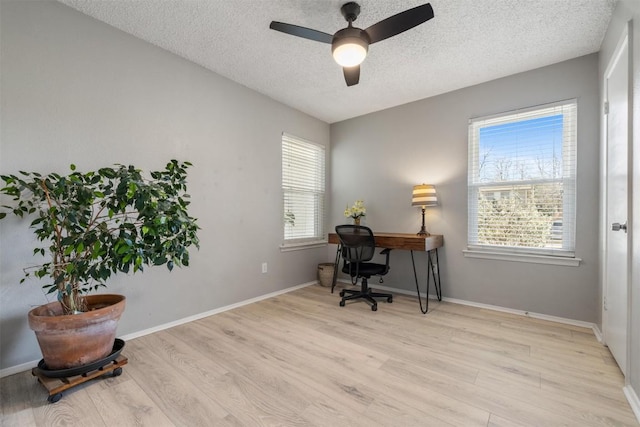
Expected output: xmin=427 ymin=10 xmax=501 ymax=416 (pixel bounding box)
xmin=600 ymin=20 xmax=632 ymax=379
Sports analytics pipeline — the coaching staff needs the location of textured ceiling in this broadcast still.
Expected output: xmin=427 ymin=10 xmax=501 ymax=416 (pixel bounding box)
xmin=58 ymin=0 xmax=616 ymax=123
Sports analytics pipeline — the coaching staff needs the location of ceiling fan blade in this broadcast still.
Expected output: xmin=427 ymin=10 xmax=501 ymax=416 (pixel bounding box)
xmin=343 ymin=65 xmax=360 ymax=86
xmin=269 ymin=22 xmax=333 ymax=44
xmin=364 ymin=3 xmax=434 ymax=44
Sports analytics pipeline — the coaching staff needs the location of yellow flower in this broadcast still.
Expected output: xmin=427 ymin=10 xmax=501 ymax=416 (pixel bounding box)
xmin=344 ymin=200 xmax=366 ymax=218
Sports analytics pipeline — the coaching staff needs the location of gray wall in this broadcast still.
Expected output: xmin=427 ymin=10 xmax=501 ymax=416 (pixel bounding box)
xmin=599 ymin=0 xmax=640 ymax=404
xmin=0 ymin=1 xmax=330 ymax=371
xmin=330 ymin=54 xmax=600 ymax=323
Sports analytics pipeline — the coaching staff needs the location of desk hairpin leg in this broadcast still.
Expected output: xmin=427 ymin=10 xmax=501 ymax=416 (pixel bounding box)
xmin=432 ymin=249 xmax=442 ymax=301
xmin=411 ymin=248 xmax=442 ymax=314
xmin=331 ymin=243 xmax=341 ymax=294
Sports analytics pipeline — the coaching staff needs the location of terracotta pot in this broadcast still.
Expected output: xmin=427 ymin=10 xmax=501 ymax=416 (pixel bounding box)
xmin=28 ymin=294 xmax=126 ymax=370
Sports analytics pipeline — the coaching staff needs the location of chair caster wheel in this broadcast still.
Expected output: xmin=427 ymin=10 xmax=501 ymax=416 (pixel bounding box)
xmin=387 ymin=297 xmax=393 ymax=303
xmin=339 ymin=291 xmax=345 ymax=297
xmin=48 ymin=393 xmax=63 ymax=403
xmin=339 ymin=300 xmax=345 ymax=307
xmin=371 ymin=304 xmax=377 ymax=311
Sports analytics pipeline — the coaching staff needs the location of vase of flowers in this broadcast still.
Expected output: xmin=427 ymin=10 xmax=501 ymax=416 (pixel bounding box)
xmin=345 ymin=200 xmax=366 ymax=225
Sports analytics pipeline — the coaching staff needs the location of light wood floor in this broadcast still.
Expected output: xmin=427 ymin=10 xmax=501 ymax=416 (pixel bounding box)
xmin=1 ymin=284 xmax=638 ymax=426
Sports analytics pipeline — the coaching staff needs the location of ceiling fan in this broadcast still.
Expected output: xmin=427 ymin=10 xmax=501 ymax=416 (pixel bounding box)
xmin=269 ymin=2 xmax=434 ymax=87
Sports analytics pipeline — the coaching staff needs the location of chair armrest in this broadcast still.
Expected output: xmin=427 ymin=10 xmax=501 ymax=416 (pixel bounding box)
xmin=380 ymin=248 xmax=392 ymax=271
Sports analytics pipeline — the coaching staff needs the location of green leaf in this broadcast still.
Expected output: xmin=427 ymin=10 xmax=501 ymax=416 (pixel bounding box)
xmin=91 ymin=241 xmax=102 ymax=258
xmin=99 ymin=168 xmax=116 ymax=179
xmin=70 ymin=164 xmax=76 ymax=171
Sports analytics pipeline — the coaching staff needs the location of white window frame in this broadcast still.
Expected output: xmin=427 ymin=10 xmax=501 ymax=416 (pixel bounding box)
xmin=464 ymin=100 xmax=581 ymax=266
xmin=280 ymin=133 xmax=326 ymax=250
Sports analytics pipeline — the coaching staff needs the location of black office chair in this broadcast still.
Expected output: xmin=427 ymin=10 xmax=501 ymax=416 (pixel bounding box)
xmin=335 ymin=225 xmax=393 ymax=311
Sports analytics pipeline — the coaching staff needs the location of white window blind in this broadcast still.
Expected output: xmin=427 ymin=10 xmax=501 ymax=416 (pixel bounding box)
xmin=468 ymin=100 xmax=577 ymax=257
xmin=282 ymin=133 xmax=325 ymax=245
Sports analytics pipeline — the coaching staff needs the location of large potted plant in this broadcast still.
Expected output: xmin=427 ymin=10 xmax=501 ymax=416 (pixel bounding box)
xmin=0 ymin=160 xmax=199 ymax=370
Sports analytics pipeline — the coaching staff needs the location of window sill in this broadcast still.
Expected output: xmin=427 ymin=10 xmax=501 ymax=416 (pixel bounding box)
xmin=462 ymin=249 xmax=581 ymax=266
xmin=280 ymin=240 xmax=328 ymax=252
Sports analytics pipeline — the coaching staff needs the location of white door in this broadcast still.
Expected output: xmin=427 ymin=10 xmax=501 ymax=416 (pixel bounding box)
xmin=604 ymin=30 xmax=629 ymax=375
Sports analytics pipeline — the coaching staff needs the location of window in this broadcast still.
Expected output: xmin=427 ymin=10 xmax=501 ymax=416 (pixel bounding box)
xmin=281 ymin=133 xmax=326 ymax=248
xmin=466 ymin=100 xmax=578 ymax=263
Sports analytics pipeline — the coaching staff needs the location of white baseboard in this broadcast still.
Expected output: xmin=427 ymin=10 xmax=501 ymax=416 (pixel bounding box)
xmin=0 ymin=360 xmax=41 ymax=378
xmin=592 ymin=323 xmax=604 ymax=343
xmin=339 ymin=279 xmax=596 ymax=330
xmin=339 ymin=279 xmax=437 ymax=300
xmin=624 ymin=385 xmax=640 ymax=424
xmin=0 ymin=281 xmax=316 ymax=378
xmin=441 ymin=296 xmax=596 ymax=330
xmin=120 ymin=281 xmax=315 ymax=341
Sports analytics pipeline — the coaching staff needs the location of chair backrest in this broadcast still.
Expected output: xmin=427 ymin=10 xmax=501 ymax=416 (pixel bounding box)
xmin=335 ymin=225 xmax=376 ymax=263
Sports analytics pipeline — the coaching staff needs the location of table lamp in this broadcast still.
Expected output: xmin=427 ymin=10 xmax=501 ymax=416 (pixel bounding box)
xmin=412 ymin=184 xmax=438 ymax=236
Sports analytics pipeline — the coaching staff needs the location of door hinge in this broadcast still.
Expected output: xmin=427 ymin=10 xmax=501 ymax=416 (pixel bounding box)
xmin=604 ymin=101 xmax=609 ymax=115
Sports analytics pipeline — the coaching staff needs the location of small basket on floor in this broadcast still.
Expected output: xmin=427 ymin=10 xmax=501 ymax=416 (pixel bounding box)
xmin=317 ymin=263 xmax=335 ymax=287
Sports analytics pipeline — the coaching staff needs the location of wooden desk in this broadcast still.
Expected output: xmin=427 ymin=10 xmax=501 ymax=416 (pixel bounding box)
xmin=328 ymin=232 xmax=443 ymax=313
xmin=328 ymin=232 xmax=442 ymax=251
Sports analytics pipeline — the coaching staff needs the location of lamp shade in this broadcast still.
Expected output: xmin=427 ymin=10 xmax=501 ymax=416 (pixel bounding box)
xmin=412 ymin=184 xmax=438 ymax=207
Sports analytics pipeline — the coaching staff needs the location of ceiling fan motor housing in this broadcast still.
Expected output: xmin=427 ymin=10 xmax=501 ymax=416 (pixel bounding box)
xmin=332 ymin=27 xmax=370 ymax=51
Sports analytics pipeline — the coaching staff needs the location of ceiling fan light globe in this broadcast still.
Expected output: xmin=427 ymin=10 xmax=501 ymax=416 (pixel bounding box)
xmin=332 ymin=38 xmax=368 ymax=67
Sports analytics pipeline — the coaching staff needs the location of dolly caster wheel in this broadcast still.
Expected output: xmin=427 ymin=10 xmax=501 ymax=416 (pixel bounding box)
xmin=112 ymin=367 xmax=123 ymax=377
xmin=48 ymin=393 xmax=63 ymax=403
xmin=371 ymin=304 xmax=377 ymax=311
xmin=387 ymin=297 xmax=393 ymax=303
xmin=339 ymin=300 xmax=345 ymax=307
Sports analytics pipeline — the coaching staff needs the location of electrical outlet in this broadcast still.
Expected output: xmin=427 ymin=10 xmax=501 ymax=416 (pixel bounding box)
xmin=262 ymin=262 xmax=268 ymax=274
